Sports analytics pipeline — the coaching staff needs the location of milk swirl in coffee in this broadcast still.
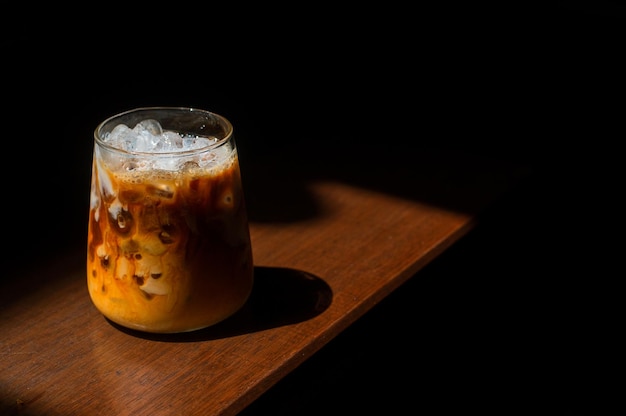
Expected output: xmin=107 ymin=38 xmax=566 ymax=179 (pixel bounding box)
xmin=87 ymin=109 xmax=253 ymax=333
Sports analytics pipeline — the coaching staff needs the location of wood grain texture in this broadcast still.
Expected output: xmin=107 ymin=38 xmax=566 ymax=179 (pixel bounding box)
xmin=0 ymin=148 xmax=529 ymax=415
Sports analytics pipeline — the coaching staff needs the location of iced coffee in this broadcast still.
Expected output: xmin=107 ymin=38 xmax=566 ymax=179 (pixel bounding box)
xmin=87 ymin=107 xmax=253 ymax=333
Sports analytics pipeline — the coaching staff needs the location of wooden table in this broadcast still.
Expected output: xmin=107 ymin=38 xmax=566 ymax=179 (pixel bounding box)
xmin=0 ymin=144 xmax=531 ymax=415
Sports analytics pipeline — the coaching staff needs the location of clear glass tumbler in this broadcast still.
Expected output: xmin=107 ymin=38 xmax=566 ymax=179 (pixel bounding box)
xmin=87 ymin=107 xmax=254 ymax=333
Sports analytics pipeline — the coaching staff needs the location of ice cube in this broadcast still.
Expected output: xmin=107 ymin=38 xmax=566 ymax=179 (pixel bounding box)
xmin=135 ymin=119 xmax=163 ymax=136
xmin=140 ymin=276 xmax=170 ymax=295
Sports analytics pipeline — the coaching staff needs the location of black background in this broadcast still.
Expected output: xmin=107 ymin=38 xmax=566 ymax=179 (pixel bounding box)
xmin=2 ymin=2 xmax=622 ymax=413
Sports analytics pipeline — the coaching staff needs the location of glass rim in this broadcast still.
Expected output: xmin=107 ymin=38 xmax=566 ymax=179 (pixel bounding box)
xmin=94 ymin=106 xmax=234 ymax=157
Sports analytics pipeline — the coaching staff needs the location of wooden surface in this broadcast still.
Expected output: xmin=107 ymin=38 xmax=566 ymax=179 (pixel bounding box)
xmin=0 ymin=144 xmax=530 ymax=415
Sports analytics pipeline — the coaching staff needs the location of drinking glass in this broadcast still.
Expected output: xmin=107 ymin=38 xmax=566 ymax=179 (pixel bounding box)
xmin=87 ymin=107 xmax=254 ymax=333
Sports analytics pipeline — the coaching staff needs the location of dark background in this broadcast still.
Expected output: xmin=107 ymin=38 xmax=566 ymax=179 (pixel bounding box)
xmin=4 ymin=2 xmax=619 ymax=263
xmin=2 ymin=2 xmax=621 ymax=413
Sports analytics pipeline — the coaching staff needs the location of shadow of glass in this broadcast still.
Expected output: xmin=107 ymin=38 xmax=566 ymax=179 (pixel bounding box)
xmin=108 ymin=266 xmax=332 ymax=342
